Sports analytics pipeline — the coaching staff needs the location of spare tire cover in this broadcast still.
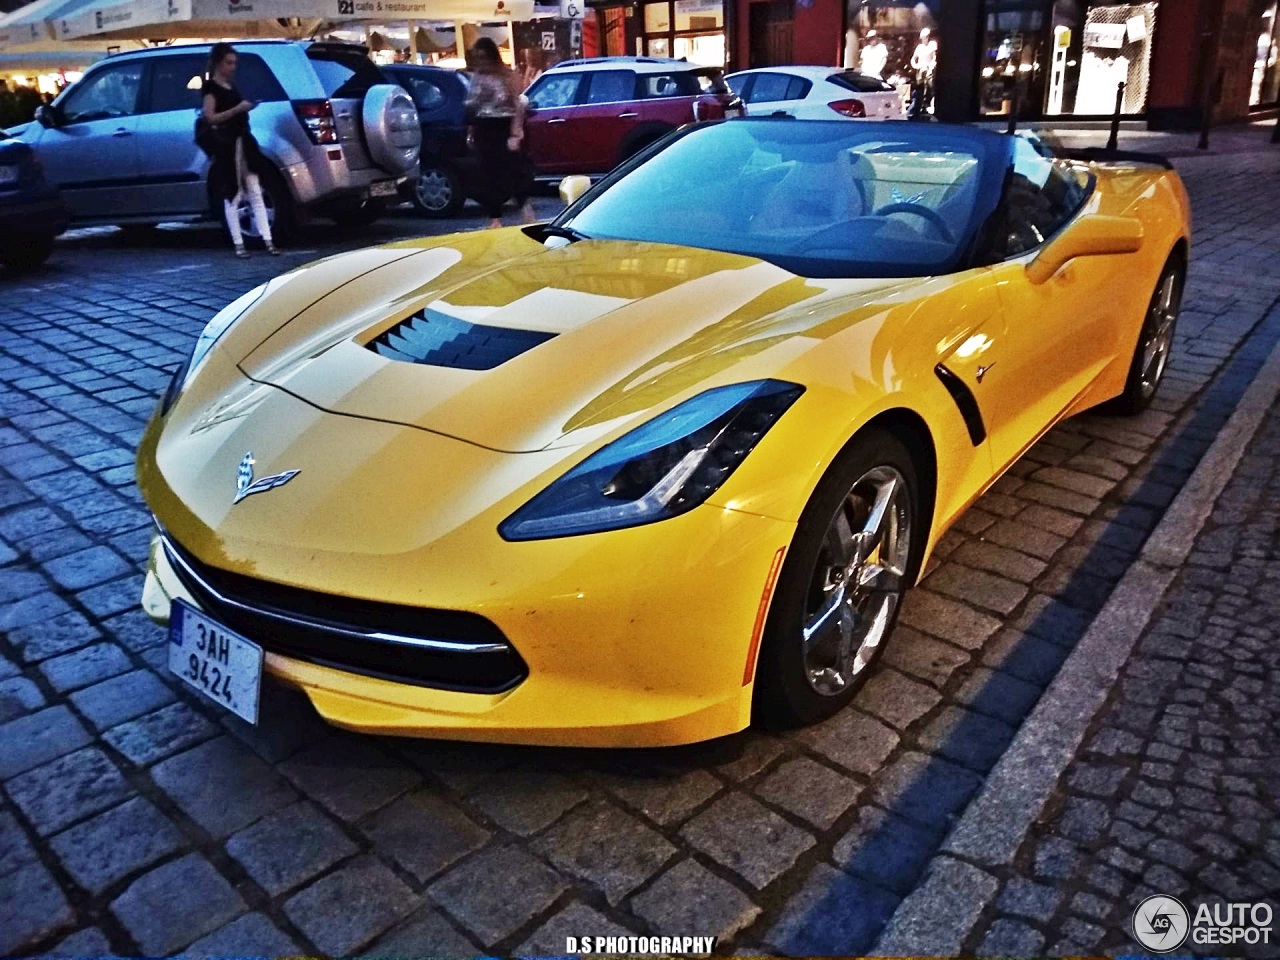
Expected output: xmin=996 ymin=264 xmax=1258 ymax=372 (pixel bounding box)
xmin=363 ymin=84 xmax=422 ymax=175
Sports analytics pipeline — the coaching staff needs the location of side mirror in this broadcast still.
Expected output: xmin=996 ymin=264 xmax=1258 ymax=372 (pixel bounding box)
xmin=34 ymin=104 xmax=60 ymax=128
xmin=559 ymin=174 xmax=591 ymax=207
xmin=1026 ymin=214 xmax=1144 ymax=285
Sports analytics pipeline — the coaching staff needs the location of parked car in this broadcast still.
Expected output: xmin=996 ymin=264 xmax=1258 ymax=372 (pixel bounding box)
xmin=0 ymin=130 xmax=69 ymax=270
xmin=139 ymin=120 xmax=1190 ymax=745
xmin=9 ymin=41 xmax=420 ymax=240
xmin=381 ymin=62 xmax=474 ymax=218
xmin=726 ymin=66 xmax=905 ymax=121
xmin=522 ymin=56 xmax=743 ymax=177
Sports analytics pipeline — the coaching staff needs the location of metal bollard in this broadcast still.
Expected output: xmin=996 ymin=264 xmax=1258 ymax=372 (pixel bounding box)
xmin=1198 ymin=68 xmax=1224 ymax=151
xmin=1106 ymin=81 xmax=1125 ymax=151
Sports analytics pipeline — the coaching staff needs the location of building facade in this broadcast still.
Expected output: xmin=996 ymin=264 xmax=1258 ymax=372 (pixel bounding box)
xmin=586 ymin=0 xmax=1278 ymax=125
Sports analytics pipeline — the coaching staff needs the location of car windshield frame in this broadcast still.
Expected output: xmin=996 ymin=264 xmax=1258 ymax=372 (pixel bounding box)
xmin=554 ymin=118 xmax=1012 ymax=280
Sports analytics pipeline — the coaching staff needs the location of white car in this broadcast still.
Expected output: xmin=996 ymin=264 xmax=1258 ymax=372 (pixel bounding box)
xmin=725 ymin=66 xmax=905 ymax=121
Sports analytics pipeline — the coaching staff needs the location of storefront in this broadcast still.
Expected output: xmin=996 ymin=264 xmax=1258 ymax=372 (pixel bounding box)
xmin=1252 ymin=0 xmax=1279 ymax=107
xmin=589 ymin=0 xmax=727 ymax=66
xmin=845 ymin=0 xmax=940 ymax=112
xmin=975 ymin=0 xmax=1159 ymax=117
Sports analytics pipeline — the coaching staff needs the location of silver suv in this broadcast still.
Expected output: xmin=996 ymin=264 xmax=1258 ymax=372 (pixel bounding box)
xmin=17 ymin=40 xmax=420 ymax=239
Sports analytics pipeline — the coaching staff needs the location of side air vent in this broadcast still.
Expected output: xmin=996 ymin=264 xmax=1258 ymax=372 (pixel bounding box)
xmin=369 ymin=309 xmax=555 ymax=371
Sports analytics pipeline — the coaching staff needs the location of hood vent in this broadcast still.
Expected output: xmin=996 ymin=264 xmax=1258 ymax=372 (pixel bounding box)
xmin=369 ymin=308 xmax=556 ymax=371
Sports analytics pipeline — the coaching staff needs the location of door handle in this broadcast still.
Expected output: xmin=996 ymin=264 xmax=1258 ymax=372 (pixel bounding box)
xmin=112 ymin=128 xmax=132 ymax=136
xmin=547 ymin=118 xmax=566 ymax=125
xmin=617 ymin=111 xmax=638 ymax=118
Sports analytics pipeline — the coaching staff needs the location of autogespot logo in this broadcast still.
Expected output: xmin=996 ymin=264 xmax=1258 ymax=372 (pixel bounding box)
xmin=1133 ymin=894 xmax=1190 ymax=952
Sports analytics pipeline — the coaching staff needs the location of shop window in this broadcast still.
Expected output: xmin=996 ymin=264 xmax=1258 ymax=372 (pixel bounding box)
xmin=979 ymin=0 xmax=1047 ymax=116
xmin=844 ymin=0 xmax=939 ymax=114
xmin=1045 ymin=1 xmax=1158 ymax=115
xmin=640 ymin=0 xmax=724 ymax=65
xmin=1251 ymin=0 xmax=1279 ymax=106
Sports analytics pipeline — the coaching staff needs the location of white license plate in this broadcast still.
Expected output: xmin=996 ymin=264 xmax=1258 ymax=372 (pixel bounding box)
xmin=168 ymin=600 xmax=263 ymax=724
xmin=725 ymin=107 xmax=743 ymax=118
xmin=0 ymin=165 xmax=18 ymax=185
xmin=369 ymin=180 xmax=399 ymax=197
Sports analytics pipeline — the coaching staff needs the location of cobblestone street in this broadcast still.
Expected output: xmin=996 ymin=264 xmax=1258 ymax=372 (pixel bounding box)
xmin=963 ymin=373 xmax=1280 ymax=958
xmin=2 ymin=128 xmax=1280 ymax=957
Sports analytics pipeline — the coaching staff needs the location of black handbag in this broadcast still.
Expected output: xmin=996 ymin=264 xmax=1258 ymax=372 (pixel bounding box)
xmin=194 ymin=114 xmax=232 ymax=158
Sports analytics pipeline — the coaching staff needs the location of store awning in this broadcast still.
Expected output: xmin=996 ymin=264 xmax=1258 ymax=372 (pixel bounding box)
xmin=51 ymin=0 xmax=535 ymax=40
xmin=0 ymin=0 xmax=85 ymax=46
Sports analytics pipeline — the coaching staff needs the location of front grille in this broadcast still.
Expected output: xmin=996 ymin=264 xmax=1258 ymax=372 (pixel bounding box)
xmin=369 ymin=308 xmax=555 ymax=370
xmin=164 ymin=537 xmax=527 ymax=693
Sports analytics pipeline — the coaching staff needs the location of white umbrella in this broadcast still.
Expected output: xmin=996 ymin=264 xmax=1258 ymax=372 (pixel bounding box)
xmin=0 ymin=0 xmax=84 ymax=46
xmin=52 ymin=0 xmax=534 ymax=40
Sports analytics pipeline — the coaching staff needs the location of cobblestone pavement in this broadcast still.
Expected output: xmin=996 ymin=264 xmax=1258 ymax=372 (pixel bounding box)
xmin=964 ymin=392 xmax=1280 ymax=958
xmin=2 ymin=133 xmax=1280 ymax=957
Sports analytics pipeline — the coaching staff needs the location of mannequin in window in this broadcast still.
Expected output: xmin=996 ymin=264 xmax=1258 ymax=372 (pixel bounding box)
xmin=909 ymin=27 xmax=938 ymax=116
xmin=859 ymin=30 xmax=889 ymax=79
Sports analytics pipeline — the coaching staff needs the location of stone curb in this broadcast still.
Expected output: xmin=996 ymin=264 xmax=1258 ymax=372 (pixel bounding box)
xmin=871 ymin=321 xmax=1280 ymax=956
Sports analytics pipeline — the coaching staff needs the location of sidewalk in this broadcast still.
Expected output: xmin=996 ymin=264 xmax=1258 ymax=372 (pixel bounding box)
xmin=965 ymin=385 xmax=1280 ymax=956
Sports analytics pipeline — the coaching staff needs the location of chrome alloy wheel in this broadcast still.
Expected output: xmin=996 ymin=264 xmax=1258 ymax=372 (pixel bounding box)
xmin=416 ymin=168 xmax=454 ymax=212
xmin=801 ymin=465 xmax=912 ymax=696
xmin=1139 ymin=268 xmax=1182 ymax=398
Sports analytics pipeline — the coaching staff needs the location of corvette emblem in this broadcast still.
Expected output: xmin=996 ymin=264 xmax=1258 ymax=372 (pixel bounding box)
xmin=233 ymin=452 xmax=300 ymax=504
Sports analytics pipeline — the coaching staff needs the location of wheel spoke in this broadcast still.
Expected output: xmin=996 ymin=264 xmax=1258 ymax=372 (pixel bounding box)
xmin=802 ymin=582 xmax=846 ymax=647
xmin=851 ymin=474 xmax=898 ymax=568
xmin=800 ymin=465 xmax=912 ymax=698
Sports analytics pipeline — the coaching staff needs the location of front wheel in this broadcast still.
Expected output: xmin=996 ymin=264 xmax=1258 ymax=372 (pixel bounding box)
xmin=330 ymin=199 xmax=385 ymax=230
xmin=411 ymin=163 xmax=465 ymax=218
xmin=1 ymin=235 xmax=54 ymax=270
xmin=1105 ymin=252 xmax=1184 ymax=415
xmin=753 ymin=428 xmax=924 ymax=728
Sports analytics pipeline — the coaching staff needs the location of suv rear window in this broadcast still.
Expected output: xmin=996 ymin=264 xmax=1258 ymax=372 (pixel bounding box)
xmin=307 ymin=49 xmax=385 ymax=98
xmin=235 ymin=54 xmax=288 ymax=103
xmin=831 ymin=71 xmax=894 ymax=94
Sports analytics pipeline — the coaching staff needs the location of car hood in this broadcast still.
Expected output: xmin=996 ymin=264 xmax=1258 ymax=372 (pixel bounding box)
xmin=233 ymin=228 xmax=914 ymax=452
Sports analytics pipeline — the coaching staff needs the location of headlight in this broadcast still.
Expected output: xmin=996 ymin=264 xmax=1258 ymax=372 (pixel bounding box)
xmin=500 ymin=380 xmax=804 ymax=541
xmin=159 ymin=283 xmax=268 ymax=415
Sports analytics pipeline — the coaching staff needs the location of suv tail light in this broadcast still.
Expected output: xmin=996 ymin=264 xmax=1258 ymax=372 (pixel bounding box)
xmin=828 ymin=98 xmax=867 ymax=118
xmin=293 ymin=99 xmax=339 ymax=144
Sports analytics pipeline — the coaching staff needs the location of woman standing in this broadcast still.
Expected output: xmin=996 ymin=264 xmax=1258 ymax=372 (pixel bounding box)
xmin=465 ymin=37 xmax=535 ymax=229
xmin=202 ymin=42 xmax=279 ymax=258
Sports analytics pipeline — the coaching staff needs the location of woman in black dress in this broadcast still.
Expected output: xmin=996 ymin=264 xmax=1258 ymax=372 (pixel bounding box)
xmin=202 ymin=42 xmax=279 ymax=257
xmin=465 ymin=37 xmax=535 ymax=229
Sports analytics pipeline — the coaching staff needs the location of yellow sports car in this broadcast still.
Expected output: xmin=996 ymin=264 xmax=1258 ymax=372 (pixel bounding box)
xmin=137 ymin=120 xmax=1191 ymax=746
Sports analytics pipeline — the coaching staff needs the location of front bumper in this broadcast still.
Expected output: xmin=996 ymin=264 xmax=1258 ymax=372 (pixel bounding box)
xmin=141 ymin=507 xmax=794 ymax=748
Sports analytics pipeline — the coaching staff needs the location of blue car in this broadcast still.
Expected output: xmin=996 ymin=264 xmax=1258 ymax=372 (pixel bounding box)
xmin=0 ymin=130 xmax=69 ymax=270
xmin=381 ymin=63 xmax=474 ymax=217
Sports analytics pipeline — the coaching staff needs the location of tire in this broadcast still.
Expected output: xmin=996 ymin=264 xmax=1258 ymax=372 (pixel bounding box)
xmin=1104 ymin=251 xmax=1185 ymax=416
xmin=752 ymin=428 xmax=925 ymax=728
xmin=118 ymin=223 xmax=160 ymax=244
xmin=329 ymin=199 xmax=385 ymax=230
xmin=411 ymin=162 xmax=465 ymax=218
xmin=1 ymin=235 xmax=54 ymax=270
xmin=214 ymin=167 xmax=299 ymax=247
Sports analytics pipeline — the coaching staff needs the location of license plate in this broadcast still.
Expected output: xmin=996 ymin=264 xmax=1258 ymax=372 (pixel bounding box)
xmin=0 ymin=165 xmax=17 ymax=185
xmin=168 ymin=599 xmax=263 ymax=724
xmin=725 ymin=107 xmax=743 ymax=118
xmin=369 ymin=180 xmax=399 ymax=197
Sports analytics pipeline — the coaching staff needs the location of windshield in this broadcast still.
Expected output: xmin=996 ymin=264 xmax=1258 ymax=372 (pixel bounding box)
xmin=558 ymin=120 xmax=1005 ymax=279
xmin=307 ymin=50 xmax=385 ymax=98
